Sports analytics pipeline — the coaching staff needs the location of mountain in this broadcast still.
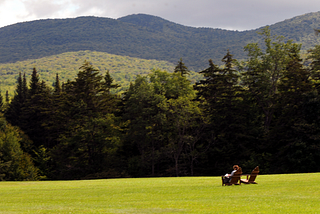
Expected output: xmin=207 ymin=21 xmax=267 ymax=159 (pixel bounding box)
xmin=1 ymin=12 xmax=320 ymax=71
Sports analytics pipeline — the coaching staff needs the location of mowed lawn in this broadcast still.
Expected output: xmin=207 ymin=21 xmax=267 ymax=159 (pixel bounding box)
xmin=0 ymin=173 xmax=319 ymax=213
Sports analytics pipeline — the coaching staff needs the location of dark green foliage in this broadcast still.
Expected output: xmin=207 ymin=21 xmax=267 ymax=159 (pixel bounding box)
xmin=122 ymin=69 xmax=205 ymax=177
xmin=49 ymin=61 xmax=122 ymax=179
xmin=5 ymin=72 xmax=27 ymax=126
xmin=29 ymin=68 xmax=40 ymax=97
xmin=0 ymin=91 xmax=3 ymax=111
xmin=122 ymin=74 xmax=166 ymax=176
xmin=3 ymin=61 xmax=125 ymax=179
xmin=237 ymin=27 xmax=320 ymax=173
xmin=104 ymin=71 xmax=120 ymax=93
xmin=54 ymin=73 xmax=61 ymax=94
xmin=22 ymin=73 xmax=27 ymax=101
xmin=240 ymin=27 xmax=299 ymax=133
xmin=194 ymin=52 xmax=249 ymax=174
xmin=174 ymin=58 xmax=190 ymax=76
xmin=0 ymin=116 xmax=39 ymax=181
xmin=3 ymin=26 xmax=320 ymax=179
xmin=5 ymin=91 xmax=9 ymax=103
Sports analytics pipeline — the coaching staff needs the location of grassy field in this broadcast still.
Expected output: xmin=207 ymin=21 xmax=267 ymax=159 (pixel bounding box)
xmin=0 ymin=173 xmax=319 ymax=213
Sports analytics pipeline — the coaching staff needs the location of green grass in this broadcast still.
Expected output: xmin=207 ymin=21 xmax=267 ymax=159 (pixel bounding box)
xmin=0 ymin=173 xmax=319 ymax=213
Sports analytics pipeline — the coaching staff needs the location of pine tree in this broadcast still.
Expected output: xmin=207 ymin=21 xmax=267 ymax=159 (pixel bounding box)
xmin=5 ymin=73 xmax=26 ymax=126
xmin=54 ymin=73 xmax=61 ymax=94
xmin=5 ymin=91 xmax=9 ymax=103
xmin=21 ymin=78 xmax=51 ymax=148
xmin=22 ymin=73 xmax=28 ymax=101
xmin=0 ymin=91 xmax=3 ymax=112
xmin=174 ymin=58 xmax=190 ymax=76
xmin=50 ymin=61 xmax=122 ymax=179
xmin=194 ymin=52 xmax=248 ymax=173
xmin=29 ymin=67 xmax=40 ymax=97
xmin=194 ymin=59 xmax=221 ymax=105
xmin=16 ymin=72 xmax=23 ymax=103
xmin=104 ymin=70 xmax=120 ymax=93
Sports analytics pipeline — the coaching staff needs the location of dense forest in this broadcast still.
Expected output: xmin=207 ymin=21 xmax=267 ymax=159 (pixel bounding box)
xmin=1 ymin=12 xmax=320 ymax=71
xmin=1 ymin=27 xmax=320 ymax=180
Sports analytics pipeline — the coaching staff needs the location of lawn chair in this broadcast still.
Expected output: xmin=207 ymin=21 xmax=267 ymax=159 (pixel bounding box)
xmin=221 ymin=167 xmax=242 ymax=186
xmin=240 ymin=166 xmax=259 ymax=184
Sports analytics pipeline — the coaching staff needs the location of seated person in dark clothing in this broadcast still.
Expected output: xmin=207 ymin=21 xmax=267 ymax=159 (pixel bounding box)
xmin=223 ymin=165 xmax=239 ymax=183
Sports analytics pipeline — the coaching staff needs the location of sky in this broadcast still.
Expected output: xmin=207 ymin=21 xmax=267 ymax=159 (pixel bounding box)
xmin=0 ymin=0 xmax=320 ymax=31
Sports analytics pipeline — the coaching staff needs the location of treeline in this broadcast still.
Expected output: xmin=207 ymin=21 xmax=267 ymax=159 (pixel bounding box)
xmin=0 ymin=50 xmax=202 ymax=97
xmin=1 ymin=27 xmax=320 ymax=180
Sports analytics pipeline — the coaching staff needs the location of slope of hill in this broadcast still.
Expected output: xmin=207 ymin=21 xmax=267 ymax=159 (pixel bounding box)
xmin=0 ymin=50 xmax=202 ymax=96
xmin=1 ymin=12 xmax=320 ymax=71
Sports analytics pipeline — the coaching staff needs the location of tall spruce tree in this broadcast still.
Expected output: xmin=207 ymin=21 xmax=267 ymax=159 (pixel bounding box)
xmin=174 ymin=58 xmax=190 ymax=77
xmin=5 ymin=72 xmax=26 ymax=126
xmin=104 ymin=70 xmax=120 ymax=93
xmin=21 ymin=77 xmax=51 ymax=148
xmin=29 ymin=67 xmax=40 ymax=97
xmin=22 ymin=73 xmax=28 ymax=101
xmin=50 ymin=61 xmax=122 ymax=179
xmin=54 ymin=73 xmax=61 ymax=95
xmin=0 ymin=91 xmax=3 ymax=112
xmin=5 ymin=91 xmax=9 ymax=103
xmin=194 ymin=51 xmax=249 ymax=174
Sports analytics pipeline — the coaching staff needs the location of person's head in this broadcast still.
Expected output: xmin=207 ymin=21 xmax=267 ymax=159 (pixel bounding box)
xmin=233 ymin=165 xmax=239 ymax=170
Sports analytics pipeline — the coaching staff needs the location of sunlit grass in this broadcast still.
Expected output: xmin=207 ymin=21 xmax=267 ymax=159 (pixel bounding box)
xmin=0 ymin=173 xmax=319 ymax=213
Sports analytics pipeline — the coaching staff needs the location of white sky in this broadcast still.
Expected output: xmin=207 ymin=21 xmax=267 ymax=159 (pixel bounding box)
xmin=0 ymin=0 xmax=320 ymax=31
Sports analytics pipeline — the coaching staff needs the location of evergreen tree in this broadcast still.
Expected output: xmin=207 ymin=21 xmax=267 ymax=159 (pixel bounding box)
xmin=54 ymin=73 xmax=61 ymax=94
xmin=194 ymin=52 xmax=249 ymax=174
xmin=104 ymin=70 xmax=120 ymax=93
xmin=29 ymin=67 xmax=40 ymax=97
xmin=0 ymin=91 xmax=3 ymax=112
xmin=21 ymin=78 xmax=52 ymax=148
xmin=50 ymin=61 xmax=122 ymax=179
xmin=16 ymin=72 xmax=23 ymax=103
xmin=5 ymin=73 xmax=26 ymax=126
xmin=22 ymin=73 xmax=28 ymax=101
xmin=5 ymin=91 xmax=9 ymax=103
xmin=174 ymin=58 xmax=190 ymax=77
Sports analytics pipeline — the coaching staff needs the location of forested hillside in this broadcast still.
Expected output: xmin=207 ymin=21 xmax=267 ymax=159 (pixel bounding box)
xmin=2 ymin=11 xmax=320 ymax=181
xmin=2 ymin=27 xmax=320 ymax=180
xmin=1 ymin=12 xmax=320 ymax=71
xmin=0 ymin=51 xmax=202 ymax=96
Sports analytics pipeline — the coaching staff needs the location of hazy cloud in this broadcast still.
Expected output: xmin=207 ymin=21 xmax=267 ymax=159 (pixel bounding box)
xmin=1 ymin=0 xmax=320 ymax=30
xmin=66 ymin=0 xmax=320 ymax=30
xmin=21 ymin=0 xmax=71 ymax=17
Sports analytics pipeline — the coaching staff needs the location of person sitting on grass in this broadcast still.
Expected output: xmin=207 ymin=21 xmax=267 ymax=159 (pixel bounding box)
xmin=223 ymin=165 xmax=240 ymax=183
